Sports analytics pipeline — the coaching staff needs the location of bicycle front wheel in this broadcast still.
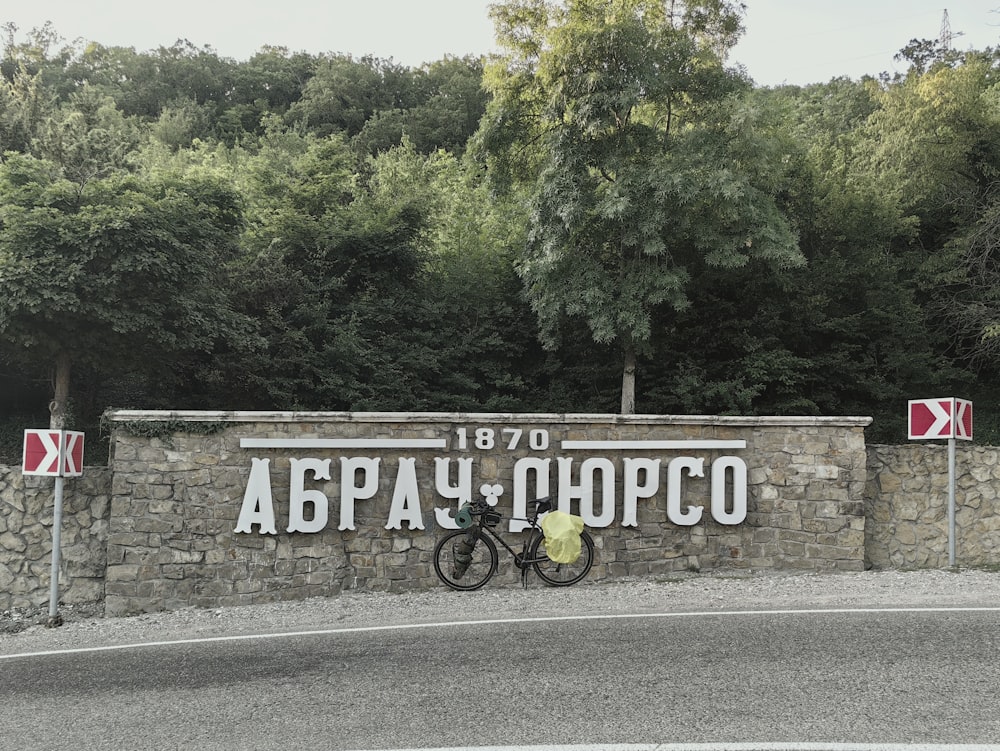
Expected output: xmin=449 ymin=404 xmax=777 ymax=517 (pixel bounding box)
xmin=433 ymin=530 xmax=498 ymax=591
xmin=529 ymin=529 xmax=595 ymax=586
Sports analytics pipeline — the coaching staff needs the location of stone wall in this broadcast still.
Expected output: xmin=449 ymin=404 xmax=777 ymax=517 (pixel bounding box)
xmin=0 ymin=467 xmax=111 ymax=611
xmin=866 ymin=443 xmax=1000 ymax=569
xmin=97 ymin=411 xmax=871 ymax=615
xmin=5 ymin=412 xmax=995 ymax=618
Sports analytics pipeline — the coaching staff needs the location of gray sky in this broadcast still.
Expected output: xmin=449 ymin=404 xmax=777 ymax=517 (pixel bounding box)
xmin=5 ymin=0 xmax=1000 ymax=86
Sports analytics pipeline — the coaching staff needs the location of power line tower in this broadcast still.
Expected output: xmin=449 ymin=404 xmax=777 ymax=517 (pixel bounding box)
xmin=939 ymin=9 xmax=965 ymax=50
xmin=940 ymin=9 xmax=953 ymax=50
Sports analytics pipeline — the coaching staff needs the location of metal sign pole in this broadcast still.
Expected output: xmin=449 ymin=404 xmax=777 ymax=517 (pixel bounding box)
xmin=948 ymin=436 xmax=956 ymax=568
xmin=47 ymin=474 xmax=65 ymax=627
xmin=22 ymin=428 xmax=83 ymax=628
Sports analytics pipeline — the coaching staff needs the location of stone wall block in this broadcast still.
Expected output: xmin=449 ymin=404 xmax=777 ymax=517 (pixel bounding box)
xmin=134 ymin=518 xmax=178 ymax=534
xmin=0 ymin=530 xmax=26 ymax=553
xmin=106 ymin=564 xmax=139 ymax=582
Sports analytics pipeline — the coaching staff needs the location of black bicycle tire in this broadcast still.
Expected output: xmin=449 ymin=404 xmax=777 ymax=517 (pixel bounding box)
xmin=433 ymin=529 xmax=498 ymax=591
xmin=529 ymin=529 xmax=595 ymax=586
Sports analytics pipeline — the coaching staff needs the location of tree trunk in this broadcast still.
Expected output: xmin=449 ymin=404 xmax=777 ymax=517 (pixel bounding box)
xmin=620 ymin=342 xmax=637 ymax=414
xmin=49 ymin=351 xmax=71 ymax=430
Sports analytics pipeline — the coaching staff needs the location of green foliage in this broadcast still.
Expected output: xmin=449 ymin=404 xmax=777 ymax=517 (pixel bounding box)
xmin=210 ymin=134 xmax=427 ymax=409
xmin=1 ymin=18 xmax=1000 ymax=447
xmin=33 ymin=88 xmax=141 ymax=185
xmin=481 ymin=0 xmax=802 ymax=411
xmin=0 ymin=152 xmax=248 ymax=387
xmin=353 ymin=56 xmax=489 ymax=156
xmin=106 ymin=418 xmax=227 ymax=448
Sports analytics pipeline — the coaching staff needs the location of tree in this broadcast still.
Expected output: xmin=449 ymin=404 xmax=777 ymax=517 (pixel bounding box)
xmin=894 ymin=37 xmax=967 ymax=77
xmin=0 ymin=21 xmax=76 ymax=98
xmin=286 ymin=54 xmax=415 ymax=138
xmin=218 ymin=134 xmax=433 ymax=410
xmin=352 ymin=55 xmax=490 ymax=156
xmin=363 ymin=140 xmax=547 ymax=410
xmin=843 ymin=57 xmax=1000 ymax=380
xmin=480 ymin=0 xmax=802 ymax=413
xmin=32 ymin=87 xmax=141 ymax=187
xmin=723 ymin=72 xmax=978 ymax=438
xmin=222 ymin=46 xmax=317 ymax=139
xmin=0 ymin=61 xmax=52 ymax=153
xmin=0 ymin=154 xmax=245 ymax=427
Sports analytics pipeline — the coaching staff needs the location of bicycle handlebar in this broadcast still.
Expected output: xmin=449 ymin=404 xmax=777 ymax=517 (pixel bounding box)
xmin=466 ymin=500 xmax=491 ymax=513
xmin=465 ymin=497 xmax=552 ymax=515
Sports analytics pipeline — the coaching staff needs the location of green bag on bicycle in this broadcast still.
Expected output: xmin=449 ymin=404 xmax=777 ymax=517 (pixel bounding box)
xmin=540 ymin=510 xmax=584 ymax=564
xmin=451 ymin=533 xmax=476 ymax=579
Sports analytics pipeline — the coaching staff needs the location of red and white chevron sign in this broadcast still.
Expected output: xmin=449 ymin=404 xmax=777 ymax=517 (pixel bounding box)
xmin=907 ymin=398 xmax=973 ymax=441
xmin=22 ymin=430 xmax=85 ymax=476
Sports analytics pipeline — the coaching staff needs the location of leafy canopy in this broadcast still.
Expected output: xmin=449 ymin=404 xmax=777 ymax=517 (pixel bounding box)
xmin=480 ymin=0 xmax=802 ymax=411
xmin=0 ymin=152 xmax=245 ymax=373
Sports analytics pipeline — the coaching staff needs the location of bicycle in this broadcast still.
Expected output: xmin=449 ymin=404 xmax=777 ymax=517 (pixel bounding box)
xmin=432 ymin=497 xmax=595 ymax=591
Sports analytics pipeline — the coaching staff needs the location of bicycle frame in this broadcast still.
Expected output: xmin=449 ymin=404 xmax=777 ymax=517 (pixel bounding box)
xmin=469 ymin=515 xmax=547 ymax=569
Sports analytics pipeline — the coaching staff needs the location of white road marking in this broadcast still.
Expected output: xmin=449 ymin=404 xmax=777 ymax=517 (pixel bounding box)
xmin=2 ymin=606 xmax=999 ymax=661
xmin=344 ymin=745 xmax=1000 ymax=751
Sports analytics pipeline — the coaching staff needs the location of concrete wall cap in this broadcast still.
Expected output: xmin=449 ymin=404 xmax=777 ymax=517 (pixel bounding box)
xmin=103 ymin=409 xmax=874 ymax=428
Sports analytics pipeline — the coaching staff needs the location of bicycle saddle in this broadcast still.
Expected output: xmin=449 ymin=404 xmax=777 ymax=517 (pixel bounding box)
xmin=531 ymin=498 xmax=553 ymax=514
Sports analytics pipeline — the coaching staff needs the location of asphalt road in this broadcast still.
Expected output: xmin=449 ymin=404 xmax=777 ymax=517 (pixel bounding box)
xmin=2 ymin=607 xmax=999 ymax=750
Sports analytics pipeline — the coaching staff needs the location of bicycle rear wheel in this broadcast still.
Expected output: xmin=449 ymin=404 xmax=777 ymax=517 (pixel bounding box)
xmin=529 ymin=529 xmax=594 ymax=586
xmin=433 ymin=530 xmax=498 ymax=591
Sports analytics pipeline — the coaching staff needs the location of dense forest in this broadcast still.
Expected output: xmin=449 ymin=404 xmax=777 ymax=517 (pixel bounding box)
xmin=2 ymin=0 xmax=1000 ymax=462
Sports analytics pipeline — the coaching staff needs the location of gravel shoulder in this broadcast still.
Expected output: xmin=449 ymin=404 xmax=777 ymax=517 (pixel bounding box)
xmin=3 ymin=569 xmax=999 ymax=657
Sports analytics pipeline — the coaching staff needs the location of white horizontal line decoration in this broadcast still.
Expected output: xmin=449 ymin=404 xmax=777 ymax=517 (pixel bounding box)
xmin=240 ymin=438 xmax=448 ymax=449
xmin=559 ymin=440 xmax=747 ymax=450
